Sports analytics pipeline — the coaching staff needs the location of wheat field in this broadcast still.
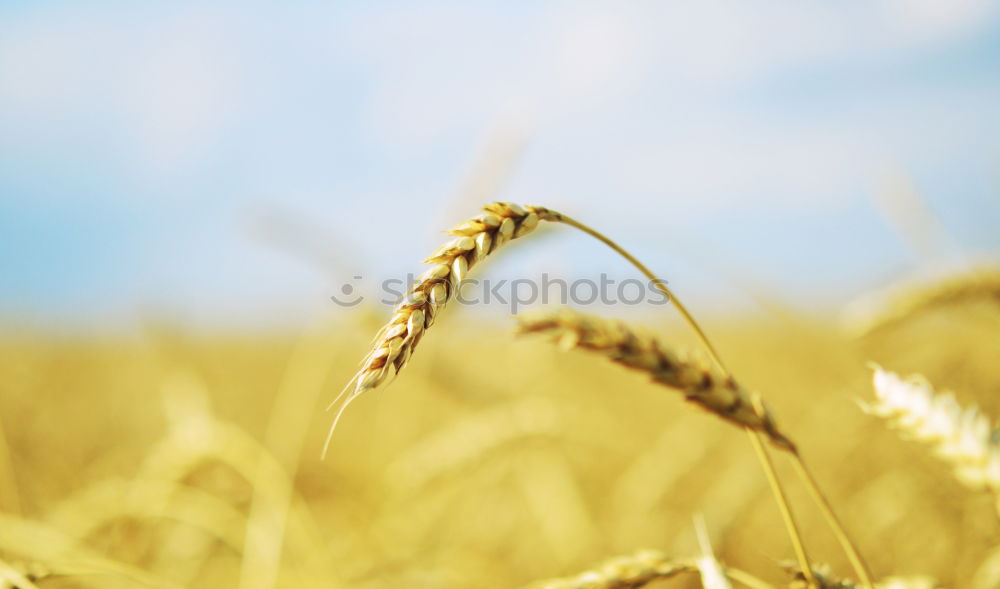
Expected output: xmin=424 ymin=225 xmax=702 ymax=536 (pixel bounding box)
xmin=4 ymin=1 xmax=999 ymax=586
xmin=1 ymin=243 xmax=999 ymax=587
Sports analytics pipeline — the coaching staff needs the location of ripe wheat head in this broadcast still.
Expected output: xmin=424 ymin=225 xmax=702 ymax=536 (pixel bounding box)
xmin=515 ymin=308 xmax=794 ymax=450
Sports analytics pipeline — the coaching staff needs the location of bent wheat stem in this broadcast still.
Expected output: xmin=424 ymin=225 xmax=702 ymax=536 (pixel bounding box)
xmin=546 ymin=211 xmax=730 ymax=375
xmin=537 ymin=213 xmax=874 ymax=588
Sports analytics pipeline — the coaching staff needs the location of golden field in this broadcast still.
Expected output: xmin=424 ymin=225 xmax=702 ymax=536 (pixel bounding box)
xmin=1 ymin=297 xmax=998 ymax=588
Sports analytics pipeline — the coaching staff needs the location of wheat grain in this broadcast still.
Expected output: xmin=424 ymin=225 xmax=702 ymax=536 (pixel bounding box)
xmin=515 ymin=308 xmax=795 ymax=451
xmin=866 ymin=366 xmax=1000 ymax=507
xmin=525 ymin=550 xmax=695 ymax=589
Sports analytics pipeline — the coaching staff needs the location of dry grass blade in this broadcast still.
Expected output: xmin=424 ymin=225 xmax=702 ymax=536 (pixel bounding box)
xmin=865 ymin=366 xmax=1000 ymax=508
xmin=524 ymin=550 xmax=696 ymax=589
xmin=515 ymin=308 xmax=795 ymax=451
xmin=325 ymin=202 xmax=558 ymax=454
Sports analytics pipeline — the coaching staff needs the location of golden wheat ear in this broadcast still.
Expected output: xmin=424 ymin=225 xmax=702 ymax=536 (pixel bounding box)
xmin=324 ymin=203 xmax=557 ymax=449
xmin=523 ymin=550 xmax=696 ymax=589
xmin=843 ymin=267 xmax=1000 ymax=336
xmin=514 ymin=308 xmax=795 ymax=451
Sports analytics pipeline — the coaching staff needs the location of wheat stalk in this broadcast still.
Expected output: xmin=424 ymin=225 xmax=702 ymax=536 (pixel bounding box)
xmin=865 ymin=366 xmax=1000 ymax=508
xmin=515 ymin=309 xmax=795 ymax=451
xmin=524 ymin=550 xmax=696 ymax=589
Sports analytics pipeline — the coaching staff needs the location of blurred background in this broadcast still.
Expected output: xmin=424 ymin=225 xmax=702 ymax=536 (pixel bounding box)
xmin=1 ymin=2 xmax=999 ymax=588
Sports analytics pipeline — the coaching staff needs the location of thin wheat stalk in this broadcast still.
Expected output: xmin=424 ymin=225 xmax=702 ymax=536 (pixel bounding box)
xmin=865 ymin=366 xmax=1000 ymax=512
xmin=747 ymin=431 xmax=817 ymax=587
xmin=514 ymin=309 xmax=794 ymax=450
xmin=789 ymin=457 xmax=874 ymax=588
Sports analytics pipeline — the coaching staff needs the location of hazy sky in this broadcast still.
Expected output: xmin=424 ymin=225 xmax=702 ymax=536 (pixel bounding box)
xmin=2 ymin=1 xmax=999 ymax=329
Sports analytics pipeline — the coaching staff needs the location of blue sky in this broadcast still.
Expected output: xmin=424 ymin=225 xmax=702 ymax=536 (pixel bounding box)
xmin=2 ymin=1 xmax=1000 ymax=330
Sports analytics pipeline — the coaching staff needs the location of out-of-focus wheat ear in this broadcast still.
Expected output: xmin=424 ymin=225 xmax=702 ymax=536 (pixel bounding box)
xmin=523 ymin=550 xmax=696 ymax=589
xmin=865 ymin=366 xmax=1000 ymax=512
xmin=843 ymin=267 xmax=1000 ymax=337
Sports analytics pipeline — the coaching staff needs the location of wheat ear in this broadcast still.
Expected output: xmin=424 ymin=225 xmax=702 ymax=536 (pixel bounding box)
xmin=524 ymin=550 xmax=695 ymax=589
xmin=845 ymin=268 xmax=1000 ymax=336
xmin=515 ymin=309 xmax=794 ymax=450
xmin=785 ymin=563 xmax=943 ymax=589
xmin=324 ymin=202 xmax=558 ymax=455
xmin=866 ymin=366 xmax=1000 ymax=513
